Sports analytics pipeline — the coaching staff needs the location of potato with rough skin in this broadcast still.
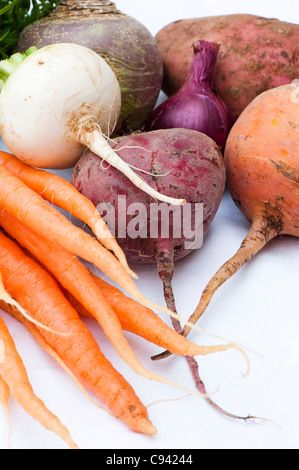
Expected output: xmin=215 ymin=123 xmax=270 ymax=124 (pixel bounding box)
xmin=156 ymin=14 xmax=299 ymax=116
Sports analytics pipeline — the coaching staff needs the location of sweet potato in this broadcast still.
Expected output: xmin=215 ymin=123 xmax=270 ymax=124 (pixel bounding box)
xmin=156 ymin=14 xmax=299 ymax=116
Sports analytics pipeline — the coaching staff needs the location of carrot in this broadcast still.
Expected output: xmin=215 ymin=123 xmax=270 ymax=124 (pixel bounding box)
xmin=0 ymin=314 xmax=78 ymax=449
xmin=0 ymin=230 xmax=156 ymax=435
xmin=0 ymin=164 xmax=194 ymax=326
xmin=0 ymin=210 xmax=238 ymax=364
xmin=0 ymin=164 xmax=139 ymax=295
xmin=0 ymin=150 xmax=135 ymax=278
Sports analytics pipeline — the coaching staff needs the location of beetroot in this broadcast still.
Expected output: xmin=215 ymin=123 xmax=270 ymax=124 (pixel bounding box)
xmin=71 ymin=128 xmax=255 ymax=419
xmin=71 ymin=129 xmax=225 ymax=263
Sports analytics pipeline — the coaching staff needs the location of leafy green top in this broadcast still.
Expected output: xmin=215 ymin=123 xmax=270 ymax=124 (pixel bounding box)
xmin=0 ymin=0 xmax=59 ymax=60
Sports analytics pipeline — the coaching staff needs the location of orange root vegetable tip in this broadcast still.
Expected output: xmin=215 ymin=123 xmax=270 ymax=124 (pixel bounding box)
xmin=133 ymin=418 xmax=157 ymax=436
xmin=0 ymin=300 xmax=111 ymax=416
xmin=0 ymin=315 xmax=77 ymax=449
xmin=154 ymin=245 xmax=250 ymax=378
xmin=182 ymin=222 xmax=272 ymax=337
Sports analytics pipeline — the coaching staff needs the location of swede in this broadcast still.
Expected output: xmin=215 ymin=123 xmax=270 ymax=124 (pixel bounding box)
xmin=180 ymin=83 xmax=299 ymax=338
xmin=0 ymin=43 xmax=184 ymax=205
xmin=16 ymin=0 xmax=163 ymax=134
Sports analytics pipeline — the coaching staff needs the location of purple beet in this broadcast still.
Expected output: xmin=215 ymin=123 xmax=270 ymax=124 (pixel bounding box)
xmin=72 ymin=128 xmax=225 ymax=262
xmin=71 ymin=128 xmax=252 ymax=420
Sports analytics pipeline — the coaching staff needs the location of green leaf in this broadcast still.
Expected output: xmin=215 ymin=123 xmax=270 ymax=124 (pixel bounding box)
xmin=0 ymin=0 xmax=59 ymax=60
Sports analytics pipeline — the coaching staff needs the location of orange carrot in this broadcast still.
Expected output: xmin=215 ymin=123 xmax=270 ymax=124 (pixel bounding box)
xmin=0 ymin=270 xmax=67 ymax=336
xmin=0 ymin=151 xmax=134 ymax=278
xmin=0 ymin=164 xmax=136 ymax=295
xmin=0 ymin=231 xmax=156 ymax=435
xmin=0 ymin=210 xmax=241 ymax=363
xmin=0 ymin=164 xmax=186 ymax=323
xmin=0 ymin=314 xmax=78 ymax=449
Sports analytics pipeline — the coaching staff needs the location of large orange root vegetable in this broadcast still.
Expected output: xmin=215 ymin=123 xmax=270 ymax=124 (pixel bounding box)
xmin=179 ymin=83 xmax=299 ymax=336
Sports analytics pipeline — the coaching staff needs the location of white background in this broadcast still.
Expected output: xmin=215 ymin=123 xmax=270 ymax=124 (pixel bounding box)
xmin=0 ymin=0 xmax=299 ymax=450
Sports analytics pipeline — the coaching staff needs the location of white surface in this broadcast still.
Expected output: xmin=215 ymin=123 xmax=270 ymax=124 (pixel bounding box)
xmin=0 ymin=0 xmax=299 ymax=450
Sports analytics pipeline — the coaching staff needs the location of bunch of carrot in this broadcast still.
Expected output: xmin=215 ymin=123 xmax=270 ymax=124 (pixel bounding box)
xmin=0 ymin=150 xmax=243 ymax=448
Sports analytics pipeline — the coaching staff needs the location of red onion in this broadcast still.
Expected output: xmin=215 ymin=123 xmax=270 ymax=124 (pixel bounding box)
xmin=146 ymin=40 xmax=236 ymax=149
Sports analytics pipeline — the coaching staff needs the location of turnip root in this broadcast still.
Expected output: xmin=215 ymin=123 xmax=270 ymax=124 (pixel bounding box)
xmin=0 ymin=43 xmax=184 ymax=205
xmin=71 ymin=128 xmax=252 ymax=418
xmin=180 ymin=83 xmax=299 ymax=338
xmin=156 ymin=14 xmax=299 ymax=116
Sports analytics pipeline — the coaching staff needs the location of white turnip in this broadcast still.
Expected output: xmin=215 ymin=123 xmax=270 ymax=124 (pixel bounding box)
xmin=0 ymin=44 xmax=184 ymax=205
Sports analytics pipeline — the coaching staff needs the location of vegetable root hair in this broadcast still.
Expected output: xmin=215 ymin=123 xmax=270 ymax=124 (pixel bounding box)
xmin=182 ymin=218 xmax=277 ymax=338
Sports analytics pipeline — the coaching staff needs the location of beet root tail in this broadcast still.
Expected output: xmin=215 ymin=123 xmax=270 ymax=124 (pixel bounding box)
xmin=154 ymin=242 xmax=250 ymax=419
